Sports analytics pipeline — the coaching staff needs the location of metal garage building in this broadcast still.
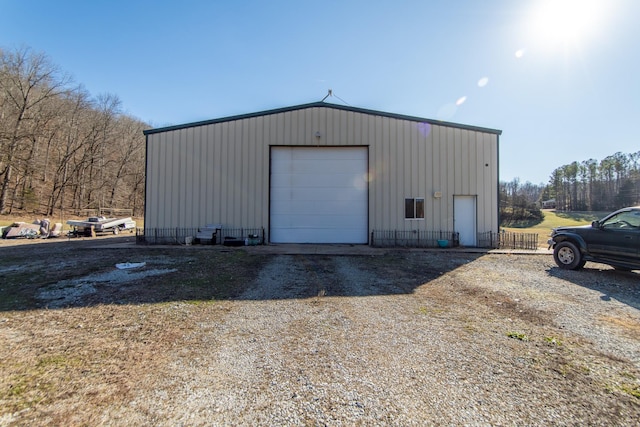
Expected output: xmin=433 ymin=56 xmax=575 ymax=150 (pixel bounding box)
xmin=143 ymin=102 xmax=501 ymax=246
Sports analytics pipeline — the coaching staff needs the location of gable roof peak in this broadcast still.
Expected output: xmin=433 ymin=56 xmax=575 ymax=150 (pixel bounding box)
xmin=144 ymin=101 xmax=502 ymax=136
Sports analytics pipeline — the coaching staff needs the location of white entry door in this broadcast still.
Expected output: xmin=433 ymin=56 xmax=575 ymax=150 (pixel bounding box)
xmin=270 ymin=147 xmax=368 ymax=243
xmin=454 ymin=195 xmax=477 ymax=246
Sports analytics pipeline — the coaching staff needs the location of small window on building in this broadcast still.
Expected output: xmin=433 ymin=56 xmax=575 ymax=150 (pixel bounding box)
xmin=405 ymin=198 xmax=425 ymax=220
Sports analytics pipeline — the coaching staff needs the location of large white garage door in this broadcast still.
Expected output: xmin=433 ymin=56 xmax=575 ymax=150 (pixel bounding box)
xmin=270 ymin=147 xmax=368 ymax=243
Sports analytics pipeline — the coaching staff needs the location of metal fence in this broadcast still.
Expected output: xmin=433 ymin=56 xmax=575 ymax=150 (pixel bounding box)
xmin=371 ymin=230 xmax=460 ymax=248
xmin=136 ymin=227 xmax=265 ymax=245
xmin=477 ymin=231 xmax=539 ymax=250
xmin=136 ymin=227 xmax=537 ymax=249
xmin=371 ymin=229 xmax=538 ymax=250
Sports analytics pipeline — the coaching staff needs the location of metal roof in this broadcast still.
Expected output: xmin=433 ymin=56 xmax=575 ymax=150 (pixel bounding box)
xmin=143 ymin=101 xmax=502 ymax=136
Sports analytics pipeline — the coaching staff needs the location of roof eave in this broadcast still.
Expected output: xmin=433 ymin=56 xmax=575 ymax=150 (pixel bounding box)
xmin=143 ymin=101 xmax=502 ymax=136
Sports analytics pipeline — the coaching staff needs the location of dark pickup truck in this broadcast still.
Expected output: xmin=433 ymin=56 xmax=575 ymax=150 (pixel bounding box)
xmin=548 ymin=206 xmax=640 ymax=271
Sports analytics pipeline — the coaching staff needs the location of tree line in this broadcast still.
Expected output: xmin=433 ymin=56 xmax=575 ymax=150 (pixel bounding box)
xmin=501 ymin=151 xmax=640 ymax=224
xmin=500 ymin=178 xmax=544 ymax=226
xmin=545 ymin=152 xmax=640 ymax=212
xmin=0 ymin=47 xmax=147 ymax=217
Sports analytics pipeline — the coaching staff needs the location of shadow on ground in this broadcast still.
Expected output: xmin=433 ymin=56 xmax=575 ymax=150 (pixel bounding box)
xmin=547 ymin=264 xmax=640 ymax=310
xmin=0 ymin=237 xmax=483 ymax=311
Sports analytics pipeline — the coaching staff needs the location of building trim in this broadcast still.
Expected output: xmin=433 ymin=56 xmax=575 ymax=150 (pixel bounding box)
xmin=143 ymin=101 xmax=503 ymax=136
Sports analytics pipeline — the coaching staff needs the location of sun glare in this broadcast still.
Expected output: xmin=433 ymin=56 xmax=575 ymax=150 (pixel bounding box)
xmin=528 ymin=0 xmax=604 ymax=48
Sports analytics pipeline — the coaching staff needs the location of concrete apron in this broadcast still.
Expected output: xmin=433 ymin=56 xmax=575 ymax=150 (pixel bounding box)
xmin=241 ymin=244 xmax=552 ymax=256
xmin=92 ymin=240 xmax=552 ymax=256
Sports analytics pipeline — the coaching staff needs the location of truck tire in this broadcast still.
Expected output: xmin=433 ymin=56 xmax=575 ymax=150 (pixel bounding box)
xmin=553 ymin=241 xmax=586 ymax=270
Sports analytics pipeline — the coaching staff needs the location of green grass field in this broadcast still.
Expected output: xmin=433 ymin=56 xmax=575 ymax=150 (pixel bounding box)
xmin=502 ymin=210 xmax=608 ymax=248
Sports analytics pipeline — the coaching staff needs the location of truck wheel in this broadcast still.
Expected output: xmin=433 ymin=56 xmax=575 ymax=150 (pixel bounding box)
xmin=113 ymin=227 xmax=120 ymax=235
xmin=553 ymin=241 xmax=585 ymax=270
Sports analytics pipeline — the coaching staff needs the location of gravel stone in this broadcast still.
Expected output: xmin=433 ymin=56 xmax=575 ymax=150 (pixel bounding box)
xmin=1 ymin=242 xmax=639 ymax=426
xmin=135 ymin=253 xmax=640 ymax=426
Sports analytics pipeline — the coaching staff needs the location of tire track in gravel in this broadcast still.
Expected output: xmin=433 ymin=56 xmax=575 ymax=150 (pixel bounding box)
xmin=150 ymin=255 xmax=435 ymax=425
xmin=199 ymin=255 xmax=491 ymax=425
xmin=239 ymin=255 xmax=326 ymax=299
xmin=137 ymin=254 xmax=640 ymax=426
xmin=239 ymin=255 xmax=400 ymax=300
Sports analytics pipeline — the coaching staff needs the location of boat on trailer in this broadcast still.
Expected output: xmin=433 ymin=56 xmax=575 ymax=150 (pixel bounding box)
xmin=67 ymin=216 xmax=136 ymax=236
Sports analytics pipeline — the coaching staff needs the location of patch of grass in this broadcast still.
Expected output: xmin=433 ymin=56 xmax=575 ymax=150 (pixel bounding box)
xmin=507 ymin=331 xmax=529 ymax=341
xmin=36 ymin=355 xmax=71 ymax=368
xmin=621 ymin=372 xmax=637 ymax=380
xmin=416 ymin=306 xmax=444 ymax=316
xmin=502 ymin=210 xmax=606 ymax=248
xmin=544 ymin=336 xmax=562 ymax=346
xmin=183 ymin=299 xmax=217 ymax=306
xmin=501 ymin=218 xmax=543 ymax=228
xmin=0 ymin=244 xmax=272 ymax=310
xmin=0 ymin=354 xmax=78 ymax=412
xmin=0 ymin=271 xmax=45 ymax=310
xmin=621 ymin=384 xmax=640 ymax=399
xmin=554 ymin=211 xmax=609 ymax=222
xmin=145 ymin=250 xmax=270 ymax=301
xmin=4 ymin=375 xmax=30 ymax=398
xmin=0 ymin=254 xmax=117 ymax=311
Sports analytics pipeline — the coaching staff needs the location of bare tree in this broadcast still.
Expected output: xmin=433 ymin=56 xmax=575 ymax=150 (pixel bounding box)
xmin=0 ymin=46 xmax=148 ymax=218
xmin=107 ymin=116 xmax=145 ymax=207
xmin=0 ymin=47 xmax=71 ymax=213
xmin=44 ymin=89 xmax=95 ymax=215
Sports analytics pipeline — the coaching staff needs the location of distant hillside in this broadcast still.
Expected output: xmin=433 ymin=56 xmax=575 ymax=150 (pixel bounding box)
xmin=0 ymin=46 xmax=147 ymax=216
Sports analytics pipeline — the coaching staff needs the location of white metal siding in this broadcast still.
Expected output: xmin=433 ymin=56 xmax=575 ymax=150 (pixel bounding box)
xmin=270 ymin=147 xmax=368 ymax=243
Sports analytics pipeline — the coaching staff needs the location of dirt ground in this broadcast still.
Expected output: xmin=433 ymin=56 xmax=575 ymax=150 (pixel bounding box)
xmin=0 ymin=235 xmax=639 ymax=425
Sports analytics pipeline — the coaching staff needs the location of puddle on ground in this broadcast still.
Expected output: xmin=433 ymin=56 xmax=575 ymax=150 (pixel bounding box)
xmin=37 ymin=267 xmax=177 ymax=308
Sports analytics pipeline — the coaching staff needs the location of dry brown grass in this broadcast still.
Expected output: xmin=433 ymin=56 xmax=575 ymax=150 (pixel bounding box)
xmin=1 ymin=240 xmax=639 ymax=425
xmin=599 ymin=314 xmax=640 ymax=337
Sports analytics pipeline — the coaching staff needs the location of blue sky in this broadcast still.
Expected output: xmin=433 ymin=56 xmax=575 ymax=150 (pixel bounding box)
xmin=1 ymin=0 xmax=638 ymax=185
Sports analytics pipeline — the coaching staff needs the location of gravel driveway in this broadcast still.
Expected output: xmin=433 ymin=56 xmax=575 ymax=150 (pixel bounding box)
xmin=1 ymin=243 xmax=639 ymax=426
xmin=134 ymin=252 xmax=639 ymax=426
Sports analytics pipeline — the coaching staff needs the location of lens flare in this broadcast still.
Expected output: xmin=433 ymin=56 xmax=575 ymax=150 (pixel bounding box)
xmin=416 ymin=122 xmax=431 ymax=137
xmin=456 ymin=96 xmax=467 ymax=106
xmin=477 ymin=77 xmax=489 ymax=87
xmin=352 ymin=174 xmax=367 ymax=191
xmin=515 ymin=49 xmax=525 ymax=58
xmin=527 ymin=0 xmax=604 ymax=48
